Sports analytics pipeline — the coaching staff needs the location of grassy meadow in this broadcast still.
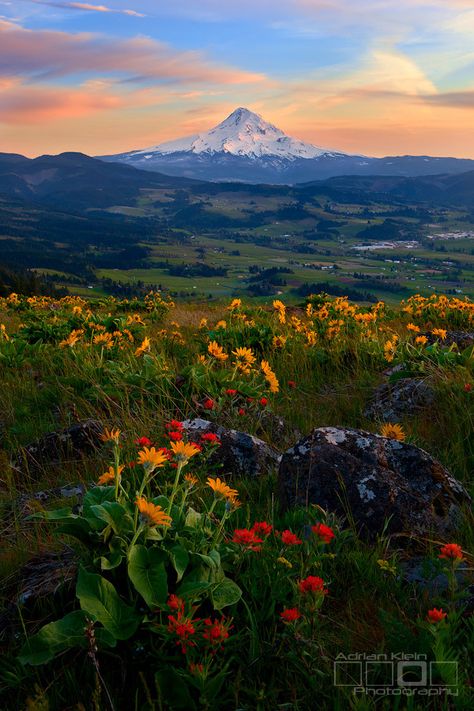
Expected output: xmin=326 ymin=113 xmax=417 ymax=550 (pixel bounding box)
xmin=0 ymin=291 xmax=473 ymax=710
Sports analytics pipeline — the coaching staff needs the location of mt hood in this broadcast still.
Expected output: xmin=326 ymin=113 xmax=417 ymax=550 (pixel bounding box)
xmin=100 ymin=107 xmax=474 ymax=184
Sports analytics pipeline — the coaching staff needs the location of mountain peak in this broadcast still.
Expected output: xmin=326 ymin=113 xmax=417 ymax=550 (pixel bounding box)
xmin=138 ymin=107 xmax=330 ymax=161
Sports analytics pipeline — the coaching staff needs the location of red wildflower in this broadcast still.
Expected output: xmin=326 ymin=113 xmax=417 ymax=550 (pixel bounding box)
xmin=225 ymin=389 xmax=237 ymax=396
xmin=247 ymin=397 xmax=254 ymax=403
xmin=288 ymin=380 xmax=296 ymax=389
xmin=166 ymin=420 xmax=183 ymax=431
xmin=427 ymin=608 xmax=447 ymax=623
xmin=135 ymin=436 xmax=152 ymax=447
xmin=167 ymin=594 xmax=184 ymax=613
xmin=312 ymin=523 xmax=335 ymax=544
xmin=201 ymin=432 xmax=221 ymax=445
xmin=232 ymin=528 xmax=263 ymax=551
xmin=439 ymin=543 xmax=464 ymax=561
xmin=203 ymin=398 xmax=214 ymax=410
xmin=280 ymin=607 xmax=301 ymax=623
xmin=167 ymin=615 xmax=196 ymax=654
xmin=280 ymin=529 xmax=302 ymax=546
xmin=298 ymin=575 xmax=328 ymax=596
xmin=157 ymin=446 xmax=172 ymax=460
xmin=464 ymin=383 xmax=472 ymax=392
xmin=251 ymin=521 xmax=273 ymax=538
xmin=259 ymin=397 xmax=268 ymax=407
xmin=202 ymin=617 xmax=232 ymax=651
xmin=238 ymin=408 xmax=246 ymax=416
xmin=169 ymin=431 xmax=183 ymax=441
xmin=189 ymin=663 xmax=204 ymax=676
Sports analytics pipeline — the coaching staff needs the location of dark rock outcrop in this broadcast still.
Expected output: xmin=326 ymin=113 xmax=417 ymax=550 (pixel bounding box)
xmin=182 ymin=418 xmax=280 ymax=479
xmin=365 ymin=377 xmax=435 ymax=422
xmin=421 ymin=330 xmax=474 ymax=350
xmin=16 ymin=419 xmax=103 ymax=473
xmin=278 ymin=427 xmax=469 ymax=541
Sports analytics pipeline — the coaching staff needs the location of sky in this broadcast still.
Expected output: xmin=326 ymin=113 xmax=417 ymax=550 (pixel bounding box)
xmin=0 ymin=0 xmax=473 ymax=158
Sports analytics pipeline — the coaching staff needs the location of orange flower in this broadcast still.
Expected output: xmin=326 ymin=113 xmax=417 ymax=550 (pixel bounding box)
xmin=137 ymin=446 xmax=168 ymax=471
xmin=207 ymin=477 xmax=238 ymax=502
xmin=97 ymin=464 xmax=124 ymax=485
xmin=99 ymin=427 xmax=121 ymax=443
xmin=170 ymin=440 xmax=201 ymax=463
xmin=207 ymin=341 xmax=228 ymax=361
xmin=380 ymin=423 xmax=406 ymax=441
xmin=135 ymin=497 xmax=172 ymax=527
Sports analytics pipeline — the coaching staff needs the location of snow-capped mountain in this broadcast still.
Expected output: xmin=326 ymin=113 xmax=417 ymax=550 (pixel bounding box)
xmin=100 ymin=108 xmax=474 ymax=184
xmin=134 ymin=107 xmax=335 ymax=161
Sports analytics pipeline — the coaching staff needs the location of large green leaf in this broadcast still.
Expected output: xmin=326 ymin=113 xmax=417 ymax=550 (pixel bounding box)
xmin=90 ymin=501 xmax=133 ymax=535
xmin=83 ymin=487 xmax=115 ymax=530
xmin=18 ymin=611 xmax=115 ymax=666
xmin=127 ymin=545 xmax=168 ymax=608
xmin=211 ymin=577 xmax=242 ymax=610
xmin=76 ymin=567 xmax=141 ymax=640
xmin=169 ymin=543 xmax=189 ymax=583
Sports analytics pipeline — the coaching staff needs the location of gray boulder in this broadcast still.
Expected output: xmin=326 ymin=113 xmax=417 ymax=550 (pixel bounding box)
xmin=16 ymin=419 xmax=103 ymax=473
xmin=182 ymin=418 xmax=280 ymax=479
xmin=278 ymin=427 xmax=469 ymax=541
xmin=365 ymin=377 xmax=435 ymax=422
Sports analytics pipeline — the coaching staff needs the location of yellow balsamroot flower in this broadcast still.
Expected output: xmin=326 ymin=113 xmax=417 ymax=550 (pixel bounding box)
xmin=135 ymin=336 xmax=151 ymax=357
xmin=208 ymin=341 xmax=228 ymax=361
xmin=380 ymin=423 xmax=406 ymax=441
xmin=137 ymin=446 xmax=168 ymax=471
xmin=384 ymin=339 xmax=396 ymax=363
xmin=185 ymin=473 xmax=198 ymax=487
xmin=100 ymin=427 xmax=121 ymax=443
xmin=232 ymin=347 xmax=256 ymax=374
xmin=215 ymin=320 xmax=227 ymax=330
xmin=199 ymin=318 xmax=208 ymax=329
xmin=273 ymin=299 xmax=286 ymax=324
xmin=170 ymin=440 xmax=201 ymax=464
xmin=59 ymin=329 xmax=84 ymax=348
xmin=273 ymin=335 xmax=287 ymax=349
xmin=277 ymin=556 xmax=293 ymax=569
xmin=126 ymin=313 xmax=145 ymax=326
xmin=93 ymin=332 xmax=114 ymax=349
xmin=0 ymin=324 xmax=10 ymax=341
xmin=261 ymin=360 xmax=279 ymax=393
xmin=306 ymin=303 xmax=313 ymax=318
xmin=305 ymin=330 xmax=317 ymax=346
xmin=98 ymin=464 xmax=124 ymax=486
xmin=377 ymin=559 xmax=397 ymax=575
xmin=206 ymin=477 xmax=238 ymax=502
xmin=415 ymin=335 xmax=428 ymax=347
xmin=135 ymin=497 xmax=172 ymax=527
xmin=432 ymin=328 xmax=447 ymax=340
xmin=407 ymin=322 xmax=420 ymax=333
xmin=227 ymin=298 xmax=242 ymax=311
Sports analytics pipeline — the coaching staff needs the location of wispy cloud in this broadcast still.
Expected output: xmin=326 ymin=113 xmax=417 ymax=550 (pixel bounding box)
xmin=0 ymin=20 xmax=266 ymax=85
xmin=30 ymin=1 xmax=145 ymax=17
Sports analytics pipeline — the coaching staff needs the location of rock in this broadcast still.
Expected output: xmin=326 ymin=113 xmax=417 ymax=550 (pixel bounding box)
xmin=17 ymin=483 xmax=85 ymax=517
xmin=16 ymin=419 xmax=103 ymax=473
xmin=421 ymin=330 xmax=474 ymax=350
xmin=182 ymin=418 xmax=280 ymax=479
xmin=365 ymin=377 xmax=435 ymax=422
xmin=278 ymin=427 xmax=469 ymax=541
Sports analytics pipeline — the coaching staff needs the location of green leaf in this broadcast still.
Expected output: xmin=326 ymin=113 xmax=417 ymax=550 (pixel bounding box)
xmin=184 ymin=508 xmax=202 ymax=528
xmin=169 ymin=544 xmax=189 ymax=583
xmin=128 ymin=545 xmax=168 ymax=608
xmin=211 ymin=577 xmax=242 ymax=610
xmin=27 ymin=508 xmax=74 ymax=522
xmin=18 ymin=611 xmax=115 ymax=666
xmin=155 ymin=668 xmax=197 ymax=710
xmin=76 ymin=567 xmax=141 ymax=640
xmin=90 ymin=501 xmax=133 ymax=535
xmin=83 ymin=487 xmax=116 ymax=531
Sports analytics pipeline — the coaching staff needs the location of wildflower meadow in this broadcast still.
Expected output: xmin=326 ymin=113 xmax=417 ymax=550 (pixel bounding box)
xmin=0 ymin=291 xmax=473 ymax=710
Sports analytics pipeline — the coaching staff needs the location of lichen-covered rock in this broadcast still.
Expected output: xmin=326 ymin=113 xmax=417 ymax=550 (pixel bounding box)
xmin=182 ymin=418 xmax=280 ymax=479
xmin=16 ymin=419 xmax=103 ymax=472
xmin=365 ymin=377 xmax=435 ymax=422
xmin=278 ymin=427 xmax=469 ymax=541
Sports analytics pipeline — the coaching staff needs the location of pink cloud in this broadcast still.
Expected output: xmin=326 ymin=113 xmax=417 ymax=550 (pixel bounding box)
xmin=0 ymin=20 xmax=265 ymax=86
xmin=30 ymin=1 xmax=145 ymax=16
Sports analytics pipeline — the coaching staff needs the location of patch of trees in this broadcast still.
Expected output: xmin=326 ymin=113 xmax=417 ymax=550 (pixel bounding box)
xmin=295 ymin=282 xmax=377 ymax=303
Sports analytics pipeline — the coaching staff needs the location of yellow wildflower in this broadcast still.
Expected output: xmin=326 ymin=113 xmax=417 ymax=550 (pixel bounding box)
xmin=170 ymin=440 xmax=201 ymax=463
xmin=98 ymin=465 xmax=124 ymax=486
xmin=206 ymin=477 xmax=238 ymax=502
xmin=208 ymin=341 xmax=228 ymax=361
xmin=135 ymin=336 xmax=151 ymax=356
xmin=137 ymin=446 xmax=168 ymax=471
xmin=380 ymin=423 xmax=406 ymax=441
xmin=100 ymin=427 xmax=121 ymax=444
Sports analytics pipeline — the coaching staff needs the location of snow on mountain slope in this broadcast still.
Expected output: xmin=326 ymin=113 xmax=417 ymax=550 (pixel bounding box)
xmin=133 ymin=107 xmax=336 ymax=161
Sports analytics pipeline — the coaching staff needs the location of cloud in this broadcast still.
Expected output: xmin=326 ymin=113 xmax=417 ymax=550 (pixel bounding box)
xmin=422 ymin=90 xmax=474 ymax=108
xmin=30 ymin=1 xmax=145 ymax=17
xmin=0 ymin=20 xmax=266 ymax=85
